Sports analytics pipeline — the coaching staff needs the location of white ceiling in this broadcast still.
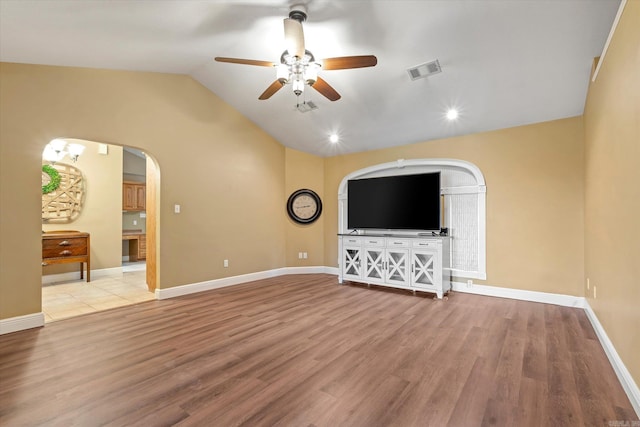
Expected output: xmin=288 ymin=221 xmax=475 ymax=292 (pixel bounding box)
xmin=0 ymin=0 xmax=620 ymax=157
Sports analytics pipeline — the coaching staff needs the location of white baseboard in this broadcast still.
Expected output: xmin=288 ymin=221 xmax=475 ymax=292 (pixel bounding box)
xmin=0 ymin=312 xmax=44 ymax=335
xmin=451 ymin=281 xmax=585 ymax=308
xmin=122 ymin=256 xmax=130 ymax=262
xmin=283 ymin=266 xmax=340 ymax=275
xmin=583 ymin=301 xmax=640 ymax=417
xmin=155 ymin=266 xmax=337 ymax=300
xmin=42 ymin=266 xmax=123 ymax=285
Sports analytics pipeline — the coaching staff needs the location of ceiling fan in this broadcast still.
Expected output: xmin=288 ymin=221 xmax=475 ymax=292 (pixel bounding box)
xmin=214 ymin=4 xmax=377 ymax=102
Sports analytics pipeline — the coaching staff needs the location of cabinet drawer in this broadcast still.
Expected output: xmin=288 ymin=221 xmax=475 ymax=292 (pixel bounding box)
xmin=387 ymin=238 xmax=409 ymax=248
xmin=412 ymin=240 xmax=438 ymax=249
xmin=342 ymin=237 xmax=362 ymax=245
xmin=43 ymin=238 xmax=87 ymax=258
xmin=363 ymin=238 xmax=385 ymax=247
xmin=138 ymin=236 xmax=147 ymax=249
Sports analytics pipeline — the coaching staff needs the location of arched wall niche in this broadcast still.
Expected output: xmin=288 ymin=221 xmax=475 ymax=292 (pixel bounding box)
xmin=338 ymin=158 xmax=487 ymax=280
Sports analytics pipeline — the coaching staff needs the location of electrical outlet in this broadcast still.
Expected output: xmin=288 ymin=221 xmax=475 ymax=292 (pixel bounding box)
xmin=133 ymin=220 xmax=137 ymax=225
xmin=223 ymin=259 xmax=229 ymax=268
xmin=594 ymin=285 xmax=597 ymax=299
xmin=467 ymin=280 xmax=473 ymax=287
xmin=587 ymin=278 xmax=590 ymax=290
xmin=174 ymin=204 xmax=181 ymax=214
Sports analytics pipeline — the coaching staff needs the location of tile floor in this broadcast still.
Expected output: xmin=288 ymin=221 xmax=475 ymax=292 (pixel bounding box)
xmin=42 ymin=262 xmax=155 ymax=322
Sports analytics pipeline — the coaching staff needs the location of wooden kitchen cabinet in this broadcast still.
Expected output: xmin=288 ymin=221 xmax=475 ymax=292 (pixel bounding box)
xmin=123 ymin=233 xmax=146 ymax=261
xmin=123 ymin=182 xmax=146 ymax=211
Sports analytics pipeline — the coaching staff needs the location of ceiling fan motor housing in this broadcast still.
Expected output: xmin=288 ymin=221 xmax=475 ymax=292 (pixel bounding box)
xmin=289 ymin=4 xmax=307 ymax=22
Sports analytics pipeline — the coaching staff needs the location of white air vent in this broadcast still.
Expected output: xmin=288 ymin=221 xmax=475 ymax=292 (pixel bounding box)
xmin=297 ymin=100 xmax=318 ymax=113
xmin=407 ymin=60 xmax=442 ymax=80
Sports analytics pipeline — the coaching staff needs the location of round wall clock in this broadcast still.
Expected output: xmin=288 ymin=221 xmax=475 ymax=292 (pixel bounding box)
xmin=287 ymin=189 xmax=322 ymax=224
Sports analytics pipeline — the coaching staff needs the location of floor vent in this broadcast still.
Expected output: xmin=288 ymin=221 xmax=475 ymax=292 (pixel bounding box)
xmin=407 ymin=60 xmax=442 ymax=80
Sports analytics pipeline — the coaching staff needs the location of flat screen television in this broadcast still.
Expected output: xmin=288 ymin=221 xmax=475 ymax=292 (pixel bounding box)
xmin=347 ymin=172 xmax=441 ymax=231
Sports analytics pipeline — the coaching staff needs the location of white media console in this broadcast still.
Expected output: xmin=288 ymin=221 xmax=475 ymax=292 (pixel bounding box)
xmin=338 ymin=234 xmax=451 ymax=299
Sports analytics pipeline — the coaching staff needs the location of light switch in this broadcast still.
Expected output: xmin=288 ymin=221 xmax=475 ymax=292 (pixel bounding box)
xmin=133 ymin=220 xmax=137 ymax=225
xmin=174 ymin=204 xmax=181 ymax=214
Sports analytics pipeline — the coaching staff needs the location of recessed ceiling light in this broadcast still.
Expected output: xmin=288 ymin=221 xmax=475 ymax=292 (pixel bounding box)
xmin=329 ymin=134 xmax=339 ymax=143
xmin=446 ymin=108 xmax=459 ymax=121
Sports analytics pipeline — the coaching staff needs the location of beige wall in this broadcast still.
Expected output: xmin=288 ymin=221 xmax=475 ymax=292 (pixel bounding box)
xmin=583 ymin=1 xmax=640 ymax=388
xmin=42 ymin=139 xmax=123 ymax=274
xmin=324 ymin=117 xmax=585 ymax=296
xmin=123 ymin=212 xmax=146 ymax=232
xmin=284 ymin=148 xmax=325 ymax=266
xmin=0 ymin=63 xmax=286 ymax=319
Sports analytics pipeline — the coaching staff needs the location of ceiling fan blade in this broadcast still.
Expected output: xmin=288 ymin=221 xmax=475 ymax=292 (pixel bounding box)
xmin=215 ymin=57 xmax=275 ymax=67
xmin=311 ymin=76 xmax=341 ymax=101
xmin=283 ymin=18 xmax=305 ymax=58
xmin=259 ymin=80 xmax=285 ymax=100
xmin=321 ymin=55 xmax=378 ymax=70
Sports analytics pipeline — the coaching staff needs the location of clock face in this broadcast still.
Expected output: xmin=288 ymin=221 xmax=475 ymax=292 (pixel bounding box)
xmin=287 ymin=189 xmax=322 ymax=224
xmin=292 ymin=194 xmax=317 ymax=219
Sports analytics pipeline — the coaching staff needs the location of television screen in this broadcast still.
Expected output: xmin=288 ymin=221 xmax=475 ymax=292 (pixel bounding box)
xmin=347 ymin=172 xmax=441 ymax=230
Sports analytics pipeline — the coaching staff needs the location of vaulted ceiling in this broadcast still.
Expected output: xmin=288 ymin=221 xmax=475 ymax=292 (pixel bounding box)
xmin=0 ymin=0 xmax=620 ymax=156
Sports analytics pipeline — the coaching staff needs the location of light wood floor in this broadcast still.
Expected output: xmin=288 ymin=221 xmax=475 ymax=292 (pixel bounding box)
xmin=0 ymin=274 xmax=637 ymax=426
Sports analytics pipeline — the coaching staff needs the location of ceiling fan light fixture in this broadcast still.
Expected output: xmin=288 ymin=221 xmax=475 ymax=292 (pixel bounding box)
xmin=304 ymin=63 xmax=319 ymax=85
xmin=292 ymin=78 xmax=305 ymax=95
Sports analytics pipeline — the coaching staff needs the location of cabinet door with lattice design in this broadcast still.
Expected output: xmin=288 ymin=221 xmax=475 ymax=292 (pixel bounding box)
xmin=342 ymin=245 xmax=362 ymax=281
xmin=411 ymin=249 xmax=440 ymax=290
xmin=364 ymin=248 xmax=385 ymax=284
xmin=385 ymin=248 xmax=410 ymax=286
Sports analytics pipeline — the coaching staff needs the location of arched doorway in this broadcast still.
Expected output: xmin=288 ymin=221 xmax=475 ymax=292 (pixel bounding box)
xmin=40 ymin=138 xmax=160 ymax=322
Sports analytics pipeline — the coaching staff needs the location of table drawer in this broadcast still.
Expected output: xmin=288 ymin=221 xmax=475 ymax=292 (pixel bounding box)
xmin=43 ymin=237 xmax=87 ymax=258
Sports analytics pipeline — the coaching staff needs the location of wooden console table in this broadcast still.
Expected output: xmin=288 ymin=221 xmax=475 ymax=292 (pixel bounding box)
xmin=42 ymin=231 xmax=90 ymax=282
